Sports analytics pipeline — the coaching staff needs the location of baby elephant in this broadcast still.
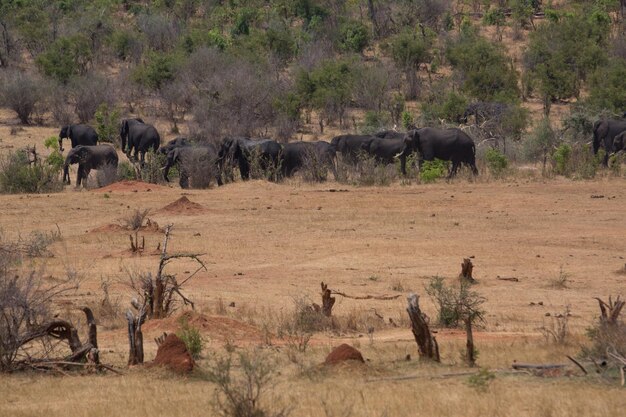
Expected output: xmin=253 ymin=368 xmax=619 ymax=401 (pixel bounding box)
xmin=63 ymin=145 xmax=118 ymax=187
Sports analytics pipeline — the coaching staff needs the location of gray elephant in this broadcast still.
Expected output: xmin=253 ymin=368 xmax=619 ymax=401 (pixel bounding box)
xmin=330 ymin=134 xmax=378 ymax=165
xmin=360 ymin=137 xmax=405 ymax=166
xmin=58 ymin=124 xmax=98 ymax=152
xmin=281 ymin=141 xmax=337 ymax=180
xmin=163 ymin=144 xmax=223 ymax=189
xmin=612 ymin=131 xmax=626 ymax=153
xmin=593 ymin=119 xmax=626 ymax=166
xmin=218 ymin=137 xmax=282 ymax=181
xmin=120 ymin=118 xmax=160 ymax=164
xmin=63 ymin=145 xmax=118 ymax=187
xmin=399 ymin=128 xmax=478 ymax=177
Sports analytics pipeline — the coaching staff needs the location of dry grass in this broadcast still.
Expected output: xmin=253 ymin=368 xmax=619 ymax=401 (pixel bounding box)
xmin=1 ymin=109 xmax=626 ymax=415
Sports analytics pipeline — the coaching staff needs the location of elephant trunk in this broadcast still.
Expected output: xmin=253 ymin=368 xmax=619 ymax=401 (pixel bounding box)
xmin=58 ymin=137 xmax=64 ymax=153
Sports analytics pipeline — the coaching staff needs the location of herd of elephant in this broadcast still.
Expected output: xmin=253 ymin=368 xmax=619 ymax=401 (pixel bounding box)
xmin=59 ymin=115 xmax=626 ymax=188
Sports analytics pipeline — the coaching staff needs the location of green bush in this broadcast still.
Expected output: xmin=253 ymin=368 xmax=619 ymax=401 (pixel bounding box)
xmin=361 ymin=111 xmax=389 ymax=135
xmin=43 ymin=136 xmax=64 ymax=171
xmin=586 ymin=58 xmax=626 ymax=113
xmin=485 ymin=148 xmax=508 ymax=177
xmin=132 ymin=51 xmax=180 ymax=90
xmin=446 ymin=32 xmax=518 ymax=102
xmin=0 ymin=150 xmax=63 ymax=194
xmin=420 ymin=159 xmax=449 ymax=183
xmin=36 ymin=35 xmax=92 ymax=84
xmin=117 ymin=161 xmax=137 ymax=181
xmin=339 ymin=20 xmax=369 ymax=53
xmin=421 ymin=87 xmax=468 ymax=123
xmin=95 ymin=104 xmax=121 ymax=145
xmin=552 ymin=143 xmax=572 ymax=176
xmin=177 ymin=318 xmax=203 ymax=359
xmin=401 ymin=110 xmax=414 ymax=130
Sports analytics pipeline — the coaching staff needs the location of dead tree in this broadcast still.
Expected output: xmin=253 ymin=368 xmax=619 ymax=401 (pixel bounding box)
xmin=459 ymin=258 xmax=476 ymax=284
xmin=320 ymin=282 xmax=335 ymax=317
xmin=13 ymin=307 xmax=106 ymax=372
xmin=406 ymin=293 xmax=440 ymax=362
xmin=128 ymin=224 xmax=206 ymax=319
xmin=594 ymin=296 xmax=624 ymax=326
xmin=126 ymin=299 xmax=147 ymax=366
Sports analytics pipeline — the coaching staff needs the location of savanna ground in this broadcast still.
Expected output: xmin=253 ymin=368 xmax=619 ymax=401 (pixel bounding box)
xmin=1 ymin=119 xmax=626 ymax=416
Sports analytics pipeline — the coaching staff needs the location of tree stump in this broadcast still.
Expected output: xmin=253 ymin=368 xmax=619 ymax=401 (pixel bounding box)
xmin=321 ymin=282 xmax=335 ymax=317
xmin=594 ymin=296 xmax=624 ymax=326
xmin=406 ymin=293 xmax=440 ymax=362
xmin=126 ymin=306 xmax=147 ymax=366
xmin=459 ymin=258 xmax=476 ymax=283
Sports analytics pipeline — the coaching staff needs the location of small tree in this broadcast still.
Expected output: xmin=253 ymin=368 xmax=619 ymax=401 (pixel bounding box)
xmin=36 ymin=35 xmax=92 ymax=84
xmin=523 ymin=118 xmax=558 ymax=173
xmin=95 ymin=103 xmax=121 ymax=144
xmin=0 ymin=70 xmax=46 ymax=124
xmin=389 ymin=29 xmax=432 ymax=99
xmin=70 ymin=73 xmax=115 ymax=123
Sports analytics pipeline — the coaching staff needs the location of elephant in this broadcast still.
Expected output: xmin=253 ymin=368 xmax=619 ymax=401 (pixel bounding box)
xmin=120 ymin=118 xmax=160 ymax=164
xmin=163 ymin=144 xmax=223 ymax=189
xmin=218 ymin=137 xmax=282 ymax=181
xmin=360 ymin=137 xmax=406 ymax=166
xmin=62 ymin=145 xmax=118 ymax=187
xmin=281 ymin=141 xmax=337 ymax=180
xmin=158 ymin=137 xmax=190 ymax=155
xmin=399 ymin=127 xmax=478 ymax=177
xmin=593 ymin=119 xmax=626 ymax=166
xmin=611 ymin=130 xmax=626 ymax=153
xmin=330 ymin=134 xmax=378 ymax=165
xmin=58 ymin=124 xmax=98 ymax=152
xmin=375 ymin=130 xmax=406 ymax=140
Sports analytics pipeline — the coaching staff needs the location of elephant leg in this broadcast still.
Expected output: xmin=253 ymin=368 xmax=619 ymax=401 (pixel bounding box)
xmin=400 ymin=155 xmax=407 ymax=176
xmin=179 ymin=170 xmax=189 ymax=189
xmin=448 ymin=161 xmax=459 ymax=179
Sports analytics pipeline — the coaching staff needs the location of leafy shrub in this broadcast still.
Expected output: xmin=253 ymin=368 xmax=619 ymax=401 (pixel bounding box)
xmin=586 ymin=58 xmax=626 ymax=113
xmin=177 ymin=318 xmax=203 ymax=359
xmin=446 ymin=32 xmax=519 ymax=102
xmin=0 ymin=71 xmax=47 ymax=124
xmin=43 ymin=137 xmax=64 ymax=171
xmin=421 ymin=86 xmax=468 ymax=123
xmin=361 ymin=111 xmax=390 ymax=135
xmin=353 ymin=152 xmax=395 ymax=186
xmin=522 ymin=118 xmax=558 ymax=171
xmin=117 ymin=161 xmax=137 ymax=181
xmin=36 ymin=35 xmax=92 ymax=84
xmin=132 ymin=51 xmax=180 ymax=90
xmin=339 ymin=20 xmax=369 ymax=53
xmin=552 ymin=144 xmax=572 ymax=176
xmin=139 ymin=151 xmax=166 ymax=184
xmin=485 ymin=148 xmax=508 ymax=177
xmin=420 ymin=159 xmax=448 ymax=183
xmin=425 ymin=276 xmax=485 ymax=328
xmin=0 ymin=150 xmax=63 ymax=194
xmin=95 ymin=104 xmax=122 ymax=144
xmin=401 ymin=110 xmax=414 ymax=130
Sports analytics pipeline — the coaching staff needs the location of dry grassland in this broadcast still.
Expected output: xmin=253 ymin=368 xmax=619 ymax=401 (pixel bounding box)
xmin=1 ymin=120 xmax=625 ymax=416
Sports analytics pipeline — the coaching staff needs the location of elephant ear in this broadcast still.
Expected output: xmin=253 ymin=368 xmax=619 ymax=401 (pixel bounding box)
xmin=67 ymin=125 xmax=72 ymax=139
xmin=75 ymin=146 xmax=90 ymax=163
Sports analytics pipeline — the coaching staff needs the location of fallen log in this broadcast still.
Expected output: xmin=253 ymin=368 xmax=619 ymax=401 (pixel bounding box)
xmin=496 ymin=276 xmax=519 ymax=282
xmin=331 ymin=290 xmax=401 ymax=300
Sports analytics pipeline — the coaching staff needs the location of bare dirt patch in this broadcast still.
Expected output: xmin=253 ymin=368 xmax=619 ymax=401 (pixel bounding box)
xmin=93 ymin=180 xmax=169 ymax=193
xmin=156 ymin=196 xmax=205 ymax=215
xmin=142 ymin=311 xmax=264 ymax=343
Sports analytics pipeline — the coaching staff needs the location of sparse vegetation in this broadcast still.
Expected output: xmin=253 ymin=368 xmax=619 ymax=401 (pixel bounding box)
xmin=0 ymin=149 xmax=63 ymax=194
xmin=177 ymin=317 xmax=204 ymax=359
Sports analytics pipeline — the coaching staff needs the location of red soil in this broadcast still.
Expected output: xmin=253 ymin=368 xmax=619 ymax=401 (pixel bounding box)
xmin=156 ymin=196 xmax=205 ymax=215
xmin=151 ymin=334 xmax=194 ymax=374
xmin=324 ymin=344 xmax=365 ymax=365
xmin=92 ymin=180 xmax=168 ymax=193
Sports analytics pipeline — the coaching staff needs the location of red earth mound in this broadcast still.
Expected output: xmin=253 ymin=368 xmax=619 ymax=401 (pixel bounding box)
xmin=93 ymin=180 xmax=168 ymax=193
xmin=143 ymin=311 xmax=264 ymax=343
xmin=324 ymin=344 xmax=365 ymax=365
xmin=157 ymin=196 xmax=205 ymax=215
xmin=151 ymin=334 xmax=194 ymax=374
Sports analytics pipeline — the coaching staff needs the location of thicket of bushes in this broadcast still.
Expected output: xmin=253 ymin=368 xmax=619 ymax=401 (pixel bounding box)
xmin=0 ymin=0 xmax=624 ymax=167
